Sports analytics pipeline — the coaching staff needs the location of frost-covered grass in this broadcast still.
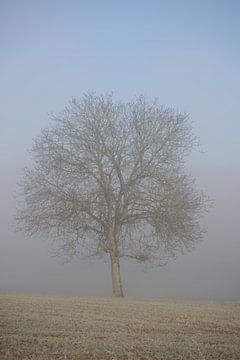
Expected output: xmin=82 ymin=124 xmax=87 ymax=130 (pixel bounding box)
xmin=0 ymin=294 xmax=239 ymax=359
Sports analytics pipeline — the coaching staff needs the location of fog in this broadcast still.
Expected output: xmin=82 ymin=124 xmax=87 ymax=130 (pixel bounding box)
xmin=1 ymin=0 xmax=240 ymax=300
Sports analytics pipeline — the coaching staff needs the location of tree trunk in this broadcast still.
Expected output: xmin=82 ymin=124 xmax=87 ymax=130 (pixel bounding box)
xmin=110 ymin=253 xmax=124 ymax=297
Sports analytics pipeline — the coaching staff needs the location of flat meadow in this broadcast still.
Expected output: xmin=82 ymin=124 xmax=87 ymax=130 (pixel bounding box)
xmin=0 ymin=294 xmax=239 ymax=359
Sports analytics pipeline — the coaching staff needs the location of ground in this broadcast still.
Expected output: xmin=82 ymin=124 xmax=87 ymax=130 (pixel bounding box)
xmin=0 ymin=294 xmax=239 ymax=359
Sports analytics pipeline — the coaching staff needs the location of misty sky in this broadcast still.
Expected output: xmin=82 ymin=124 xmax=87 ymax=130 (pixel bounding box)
xmin=0 ymin=0 xmax=240 ymax=300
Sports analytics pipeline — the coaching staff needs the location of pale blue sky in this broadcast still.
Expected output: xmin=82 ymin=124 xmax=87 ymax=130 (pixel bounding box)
xmin=0 ymin=0 xmax=240 ymax=299
xmin=1 ymin=0 xmax=240 ymax=163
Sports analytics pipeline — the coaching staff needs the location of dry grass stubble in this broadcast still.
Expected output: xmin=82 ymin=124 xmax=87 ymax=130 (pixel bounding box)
xmin=0 ymin=295 xmax=239 ymax=359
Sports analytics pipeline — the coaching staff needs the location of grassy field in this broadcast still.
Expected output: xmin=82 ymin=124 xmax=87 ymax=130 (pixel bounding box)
xmin=0 ymin=295 xmax=239 ymax=359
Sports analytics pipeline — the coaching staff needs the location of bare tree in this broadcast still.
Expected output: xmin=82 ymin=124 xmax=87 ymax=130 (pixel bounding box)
xmin=16 ymin=93 xmax=209 ymax=297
